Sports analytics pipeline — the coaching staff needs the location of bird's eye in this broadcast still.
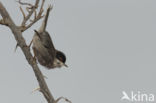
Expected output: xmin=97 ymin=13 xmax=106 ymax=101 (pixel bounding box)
xmin=59 ymin=57 xmax=63 ymax=62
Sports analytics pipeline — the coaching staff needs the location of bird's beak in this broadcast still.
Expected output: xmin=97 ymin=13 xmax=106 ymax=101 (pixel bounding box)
xmin=34 ymin=30 xmax=38 ymax=34
xmin=63 ymin=63 xmax=68 ymax=68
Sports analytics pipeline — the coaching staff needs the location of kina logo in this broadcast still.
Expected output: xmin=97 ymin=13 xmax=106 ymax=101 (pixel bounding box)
xmin=121 ymin=91 xmax=155 ymax=102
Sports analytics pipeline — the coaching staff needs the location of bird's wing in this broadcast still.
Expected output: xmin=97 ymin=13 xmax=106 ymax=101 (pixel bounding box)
xmin=34 ymin=30 xmax=56 ymax=57
xmin=40 ymin=31 xmax=56 ymax=57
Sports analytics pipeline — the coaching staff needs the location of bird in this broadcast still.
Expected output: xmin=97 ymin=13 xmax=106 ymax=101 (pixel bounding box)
xmin=31 ymin=6 xmax=67 ymax=69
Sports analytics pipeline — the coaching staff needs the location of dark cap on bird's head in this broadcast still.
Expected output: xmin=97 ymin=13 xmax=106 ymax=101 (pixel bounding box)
xmin=56 ymin=50 xmax=67 ymax=67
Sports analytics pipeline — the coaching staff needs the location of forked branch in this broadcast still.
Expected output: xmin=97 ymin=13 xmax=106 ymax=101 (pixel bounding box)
xmin=17 ymin=0 xmax=45 ymax=32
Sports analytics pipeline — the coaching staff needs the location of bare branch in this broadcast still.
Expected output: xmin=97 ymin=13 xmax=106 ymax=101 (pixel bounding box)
xmin=34 ymin=10 xmax=37 ymax=19
xmin=0 ymin=2 xmax=55 ymax=103
xmin=17 ymin=0 xmax=45 ymax=32
xmin=39 ymin=5 xmax=53 ymax=32
xmin=19 ymin=6 xmax=26 ymax=19
xmin=55 ymin=97 xmax=72 ymax=103
xmin=17 ymin=0 xmax=33 ymax=7
xmin=24 ymin=15 xmax=44 ymax=30
xmin=39 ymin=0 xmax=45 ymax=14
xmin=20 ymin=0 xmax=39 ymax=27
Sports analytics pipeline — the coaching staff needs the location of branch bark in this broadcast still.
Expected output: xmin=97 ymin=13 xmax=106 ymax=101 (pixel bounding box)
xmin=0 ymin=2 xmax=55 ymax=103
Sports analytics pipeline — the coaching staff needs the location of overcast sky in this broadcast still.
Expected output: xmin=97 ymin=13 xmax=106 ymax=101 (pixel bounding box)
xmin=0 ymin=0 xmax=156 ymax=103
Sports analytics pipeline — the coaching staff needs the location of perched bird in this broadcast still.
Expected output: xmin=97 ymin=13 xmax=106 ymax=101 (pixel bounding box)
xmin=32 ymin=6 xmax=67 ymax=69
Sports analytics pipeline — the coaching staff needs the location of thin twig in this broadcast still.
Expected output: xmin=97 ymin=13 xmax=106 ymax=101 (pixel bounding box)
xmin=20 ymin=0 xmax=39 ymax=27
xmin=22 ymin=16 xmax=43 ymax=31
xmin=39 ymin=0 xmax=45 ymax=15
xmin=18 ymin=0 xmax=45 ymax=32
xmin=55 ymin=97 xmax=72 ymax=103
xmin=17 ymin=0 xmax=33 ymax=7
xmin=19 ymin=6 xmax=26 ymax=19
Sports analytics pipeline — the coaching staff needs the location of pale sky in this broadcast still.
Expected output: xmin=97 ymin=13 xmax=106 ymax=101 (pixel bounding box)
xmin=0 ymin=0 xmax=156 ymax=103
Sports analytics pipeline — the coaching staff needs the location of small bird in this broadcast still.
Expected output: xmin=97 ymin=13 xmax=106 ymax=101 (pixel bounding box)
xmin=32 ymin=6 xmax=67 ymax=69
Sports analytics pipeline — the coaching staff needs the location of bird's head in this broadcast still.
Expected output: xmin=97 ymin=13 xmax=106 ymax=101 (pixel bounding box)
xmin=53 ymin=50 xmax=68 ymax=68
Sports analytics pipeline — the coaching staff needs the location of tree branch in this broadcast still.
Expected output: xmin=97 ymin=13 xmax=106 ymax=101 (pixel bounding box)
xmin=0 ymin=2 xmax=55 ymax=103
xmin=17 ymin=0 xmax=45 ymax=32
xmin=17 ymin=0 xmax=33 ymax=7
xmin=20 ymin=0 xmax=39 ymax=26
